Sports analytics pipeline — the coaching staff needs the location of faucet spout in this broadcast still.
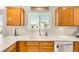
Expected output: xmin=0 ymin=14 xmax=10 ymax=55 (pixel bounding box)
xmin=45 ymin=32 xmax=48 ymax=36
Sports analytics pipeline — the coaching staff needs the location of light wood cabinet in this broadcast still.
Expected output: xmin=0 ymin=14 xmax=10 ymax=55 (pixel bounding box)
xmin=4 ymin=43 xmax=16 ymax=52
xmin=26 ymin=41 xmax=54 ymax=52
xmin=27 ymin=41 xmax=39 ymax=46
xmin=56 ymin=7 xmax=74 ymax=26
xmin=40 ymin=47 xmax=53 ymax=52
xmin=7 ymin=7 xmax=24 ymax=26
xmin=4 ymin=41 xmax=54 ymax=52
xmin=40 ymin=41 xmax=54 ymax=52
xmin=26 ymin=47 xmax=39 ymax=52
xmin=40 ymin=41 xmax=53 ymax=46
xmin=74 ymin=7 xmax=79 ymax=26
xmin=26 ymin=41 xmax=39 ymax=52
xmin=11 ymin=49 xmax=16 ymax=52
xmin=73 ymin=42 xmax=79 ymax=52
xmin=16 ymin=41 xmax=40 ymax=52
xmin=17 ymin=41 xmax=26 ymax=52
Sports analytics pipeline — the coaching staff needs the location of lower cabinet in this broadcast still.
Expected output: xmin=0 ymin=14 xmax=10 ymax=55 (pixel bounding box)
xmin=17 ymin=41 xmax=54 ymax=52
xmin=73 ymin=41 xmax=79 ymax=52
xmin=4 ymin=41 xmax=54 ymax=52
xmin=16 ymin=41 xmax=26 ymax=52
xmin=26 ymin=41 xmax=39 ymax=52
xmin=4 ymin=43 xmax=16 ymax=52
xmin=40 ymin=41 xmax=54 ymax=52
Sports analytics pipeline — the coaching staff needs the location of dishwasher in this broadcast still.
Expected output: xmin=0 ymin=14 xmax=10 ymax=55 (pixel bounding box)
xmin=54 ymin=42 xmax=73 ymax=52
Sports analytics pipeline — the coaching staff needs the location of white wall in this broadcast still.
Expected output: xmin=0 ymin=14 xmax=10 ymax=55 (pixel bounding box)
xmin=3 ymin=7 xmax=78 ymax=36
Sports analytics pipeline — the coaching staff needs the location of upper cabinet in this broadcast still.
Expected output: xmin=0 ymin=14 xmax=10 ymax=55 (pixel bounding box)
xmin=74 ymin=7 xmax=79 ymax=26
xmin=7 ymin=7 xmax=25 ymax=26
xmin=56 ymin=7 xmax=74 ymax=26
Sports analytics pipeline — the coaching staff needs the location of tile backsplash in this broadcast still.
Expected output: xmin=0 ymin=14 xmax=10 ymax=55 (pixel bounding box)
xmin=3 ymin=26 xmax=78 ymax=36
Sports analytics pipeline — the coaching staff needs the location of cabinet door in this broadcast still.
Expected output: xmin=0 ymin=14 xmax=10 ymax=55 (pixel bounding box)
xmin=40 ymin=41 xmax=53 ymax=46
xmin=17 ymin=41 xmax=26 ymax=52
xmin=20 ymin=8 xmax=25 ymax=26
xmin=4 ymin=43 xmax=16 ymax=52
xmin=40 ymin=41 xmax=54 ymax=52
xmin=26 ymin=41 xmax=39 ymax=52
xmin=74 ymin=7 xmax=79 ymax=26
xmin=73 ymin=42 xmax=79 ymax=52
xmin=56 ymin=7 xmax=74 ymax=26
xmin=26 ymin=41 xmax=39 ymax=46
xmin=7 ymin=7 xmax=24 ymax=26
xmin=11 ymin=49 xmax=16 ymax=52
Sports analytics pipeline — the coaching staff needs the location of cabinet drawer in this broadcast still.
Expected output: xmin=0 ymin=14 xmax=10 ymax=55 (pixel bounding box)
xmin=40 ymin=41 xmax=54 ymax=46
xmin=18 ymin=41 xmax=26 ymax=46
xmin=27 ymin=41 xmax=39 ymax=46
xmin=40 ymin=47 xmax=53 ymax=52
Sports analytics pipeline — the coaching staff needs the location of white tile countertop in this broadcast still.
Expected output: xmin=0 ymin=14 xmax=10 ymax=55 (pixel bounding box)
xmin=2 ymin=35 xmax=79 ymax=52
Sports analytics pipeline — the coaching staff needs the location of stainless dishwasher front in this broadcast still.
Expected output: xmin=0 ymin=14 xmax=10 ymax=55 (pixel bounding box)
xmin=54 ymin=42 xmax=73 ymax=52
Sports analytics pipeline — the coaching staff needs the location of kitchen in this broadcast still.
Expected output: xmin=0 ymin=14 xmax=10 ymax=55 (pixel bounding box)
xmin=2 ymin=6 xmax=79 ymax=52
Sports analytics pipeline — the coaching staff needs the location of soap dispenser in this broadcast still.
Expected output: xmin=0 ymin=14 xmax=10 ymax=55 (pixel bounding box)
xmin=14 ymin=28 xmax=17 ymax=36
xmin=45 ymin=32 xmax=48 ymax=36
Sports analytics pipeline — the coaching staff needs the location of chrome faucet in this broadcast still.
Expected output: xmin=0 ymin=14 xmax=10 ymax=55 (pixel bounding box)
xmin=39 ymin=14 xmax=41 ymax=36
xmin=38 ymin=13 xmax=48 ymax=36
xmin=45 ymin=32 xmax=48 ymax=36
xmin=39 ymin=28 xmax=41 ymax=36
xmin=14 ymin=28 xmax=17 ymax=36
xmin=14 ymin=27 xmax=18 ymax=36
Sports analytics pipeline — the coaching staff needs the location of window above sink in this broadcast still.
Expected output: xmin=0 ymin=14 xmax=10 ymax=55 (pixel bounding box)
xmin=0 ymin=15 xmax=3 ymax=34
xmin=28 ymin=12 xmax=51 ymax=29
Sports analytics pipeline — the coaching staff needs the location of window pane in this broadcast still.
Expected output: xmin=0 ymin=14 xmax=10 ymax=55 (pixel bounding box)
xmin=40 ymin=13 xmax=50 ymax=29
xmin=28 ymin=13 xmax=39 ymax=28
xmin=28 ymin=12 xmax=51 ymax=29
xmin=0 ymin=15 xmax=3 ymax=34
xmin=0 ymin=15 xmax=3 ymax=26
